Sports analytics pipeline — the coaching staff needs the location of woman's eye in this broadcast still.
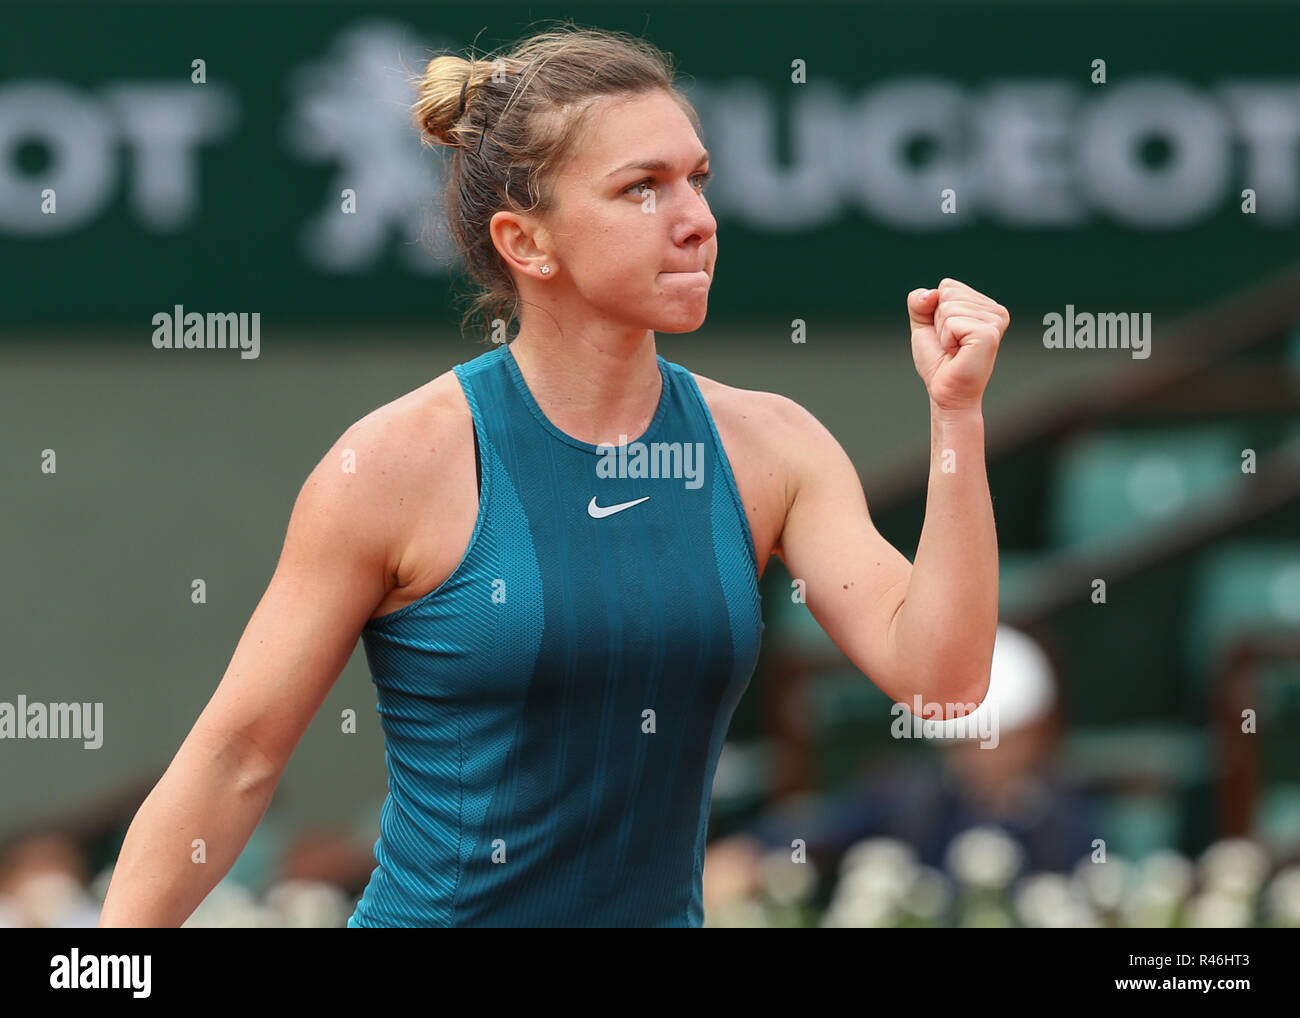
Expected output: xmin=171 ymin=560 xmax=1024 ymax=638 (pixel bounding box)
xmin=624 ymin=172 xmax=712 ymax=196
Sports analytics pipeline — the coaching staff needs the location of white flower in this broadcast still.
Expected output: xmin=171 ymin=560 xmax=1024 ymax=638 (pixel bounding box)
xmin=1262 ymin=865 xmax=1300 ymax=927
xmin=265 ymin=879 xmax=353 ymax=928
xmin=820 ymin=895 xmax=896 ymax=928
xmin=182 ymin=880 xmax=278 ymax=928
xmin=837 ymin=860 xmax=912 ymax=907
xmin=832 ymin=837 xmax=920 ymax=911
xmin=1072 ymin=855 xmax=1130 ymax=912
xmin=945 ymin=826 xmax=1024 ymax=890
xmin=1015 ymin=873 xmax=1079 ymax=927
xmin=1119 ymin=896 xmax=1180 ymax=928
xmin=758 ymin=848 xmax=818 ymax=907
xmin=10 ymin=873 xmax=100 ymax=928
xmin=1198 ymin=838 xmax=1270 ymax=898
xmin=838 ymin=836 xmax=917 ymax=878
xmin=1185 ymin=892 xmax=1254 ymax=928
xmin=1134 ymin=849 xmax=1194 ymax=902
xmin=1117 ymin=850 xmax=1194 ymax=927
xmin=905 ymin=866 xmax=952 ymax=922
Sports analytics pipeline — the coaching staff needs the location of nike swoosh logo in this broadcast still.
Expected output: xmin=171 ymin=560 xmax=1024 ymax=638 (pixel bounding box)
xmin=587 ymin=495 xmax=650 ymax=519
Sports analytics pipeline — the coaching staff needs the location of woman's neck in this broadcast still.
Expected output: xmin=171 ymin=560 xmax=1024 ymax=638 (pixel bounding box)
xmin=508 ymin=328 xmax=663 ymax=446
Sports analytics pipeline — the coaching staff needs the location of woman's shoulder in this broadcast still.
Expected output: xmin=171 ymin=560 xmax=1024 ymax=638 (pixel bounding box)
xmin=342 ymin=368 xmax=470 ymax=452
xmin=319 ymin=368 xmax=473 ymax=508
xmin=685 ymin=368 xmax=813 ymax=450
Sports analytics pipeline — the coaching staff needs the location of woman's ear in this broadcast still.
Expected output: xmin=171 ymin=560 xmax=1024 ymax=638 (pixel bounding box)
xmin=489 ymin=209 xmax=553 ymax=280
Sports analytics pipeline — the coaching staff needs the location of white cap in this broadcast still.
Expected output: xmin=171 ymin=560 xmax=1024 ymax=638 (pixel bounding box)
xmin=904 ymin=623 xmax=1056 ymax=739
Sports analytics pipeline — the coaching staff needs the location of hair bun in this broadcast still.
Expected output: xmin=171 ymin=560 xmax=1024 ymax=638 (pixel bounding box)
xmin=410 ymin=55 xmax=477 ymax=149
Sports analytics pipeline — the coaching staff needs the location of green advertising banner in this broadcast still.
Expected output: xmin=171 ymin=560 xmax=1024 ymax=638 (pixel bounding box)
xmin=2 ymin=0 xmax=1299 ymax=325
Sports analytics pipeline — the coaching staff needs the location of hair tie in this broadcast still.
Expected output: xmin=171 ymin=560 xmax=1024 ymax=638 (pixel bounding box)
xmin=466 ymin=56 xmax=542 ymax=157
xmin=457 ymin=75 xmax=470 ymax=119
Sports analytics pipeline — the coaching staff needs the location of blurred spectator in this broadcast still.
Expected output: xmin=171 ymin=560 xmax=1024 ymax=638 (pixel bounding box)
xmin=0 ymin=831 xmax=100 ymax=928
xmin=704 ymin=624 xmax=1100 ymax=912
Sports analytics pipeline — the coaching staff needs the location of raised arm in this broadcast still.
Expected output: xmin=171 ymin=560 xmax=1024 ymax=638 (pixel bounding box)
xmin=98 ymin=417 xmax=401 ymax=927
xmin=775 ymin=279 xmax=1006 ymax=714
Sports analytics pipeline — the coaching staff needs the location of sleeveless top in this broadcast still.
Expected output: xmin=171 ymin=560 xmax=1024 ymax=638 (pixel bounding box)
xmin=347 ymin=341 xmax=765 ymax=927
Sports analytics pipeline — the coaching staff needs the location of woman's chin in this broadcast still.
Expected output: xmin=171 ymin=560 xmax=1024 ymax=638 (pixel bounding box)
xmin=649 ymin=291 xmax=710 ymax=333
xmin=651 ymin=308 xmax=709 ymax=334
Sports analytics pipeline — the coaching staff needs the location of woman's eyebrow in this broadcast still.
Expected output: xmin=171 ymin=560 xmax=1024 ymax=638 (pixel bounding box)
xmin=605 ymin=150 xmax=710 ymax=177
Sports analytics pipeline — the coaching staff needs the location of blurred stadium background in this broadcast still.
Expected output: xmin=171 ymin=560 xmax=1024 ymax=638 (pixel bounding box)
xmin=2 ymin=0 xmax=1300 ymax=927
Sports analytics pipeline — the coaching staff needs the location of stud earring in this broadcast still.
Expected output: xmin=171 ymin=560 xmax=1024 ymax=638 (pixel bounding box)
xmin=540 ymin=265 xmax=551 ymax=275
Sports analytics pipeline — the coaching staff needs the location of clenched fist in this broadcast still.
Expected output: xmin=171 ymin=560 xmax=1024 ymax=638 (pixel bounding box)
xmin=907 ymin=278 xmax=1009 ymax=415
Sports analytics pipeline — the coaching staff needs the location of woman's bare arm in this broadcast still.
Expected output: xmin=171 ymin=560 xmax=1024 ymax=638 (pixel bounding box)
xmin=98 ymin=420 xmax=402 ymax=927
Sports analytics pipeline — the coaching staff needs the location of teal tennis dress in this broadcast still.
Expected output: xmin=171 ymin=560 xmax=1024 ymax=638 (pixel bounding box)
xmin=347 ymin=342 xmax=764 ymax=927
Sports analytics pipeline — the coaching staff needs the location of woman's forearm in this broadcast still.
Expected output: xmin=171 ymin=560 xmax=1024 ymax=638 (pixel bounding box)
xmin=889 ymin=401 xmax=999 ymax=709
xmin=97 ymin=726 xmax=280 ymax=927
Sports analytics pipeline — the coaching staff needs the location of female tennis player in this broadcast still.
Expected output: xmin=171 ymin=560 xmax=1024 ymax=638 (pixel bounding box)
xmin=98 ymin=25 xmax=1005 ymax=928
